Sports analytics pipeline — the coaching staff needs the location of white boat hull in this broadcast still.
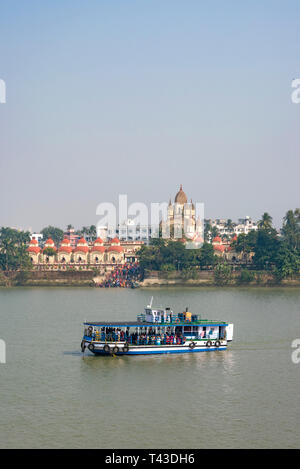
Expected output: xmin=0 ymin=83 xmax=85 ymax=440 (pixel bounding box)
xmin=82 ymin=339 xmax=228 ymax=355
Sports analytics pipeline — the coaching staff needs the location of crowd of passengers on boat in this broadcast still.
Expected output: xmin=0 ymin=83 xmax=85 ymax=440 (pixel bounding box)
xmin=86 ymin=325 xmax=226 ymax=346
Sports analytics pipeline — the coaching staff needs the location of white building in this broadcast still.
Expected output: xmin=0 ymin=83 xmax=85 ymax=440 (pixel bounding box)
xmin=101 ymin=219 xmax=152 ymax=243
xmin=205 ymin=216 xmax=258 ymax=237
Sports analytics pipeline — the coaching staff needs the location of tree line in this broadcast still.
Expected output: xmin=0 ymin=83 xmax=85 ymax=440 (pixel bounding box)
xmin=138 ymin=210 xmax=300 ymax=281
xmin=0 ymin=210 xmax=299 ymax=280
xmin=40 ymin=225 xmax=98 ymax=246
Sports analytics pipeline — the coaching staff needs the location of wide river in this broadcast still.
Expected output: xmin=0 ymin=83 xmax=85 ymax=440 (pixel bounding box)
xmin=0 ymin=287 xmax=300 ymax=449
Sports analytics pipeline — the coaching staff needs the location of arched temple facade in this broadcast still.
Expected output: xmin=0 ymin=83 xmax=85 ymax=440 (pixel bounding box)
xmin=27 ymin=237 xmax=141 ymax=269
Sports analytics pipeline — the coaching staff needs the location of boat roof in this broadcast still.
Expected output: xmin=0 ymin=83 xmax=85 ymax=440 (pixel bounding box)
xmin=84 ymin=321 xmax=228 ymax=327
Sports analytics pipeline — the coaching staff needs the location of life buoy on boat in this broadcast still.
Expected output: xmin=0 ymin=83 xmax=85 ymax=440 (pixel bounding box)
xmin=104 ymin=344 xmax=110 ymax=354
xmin=215 ymin=340 xmax=221 ymax=348
xmin=113 ymin=346 xmax=119 ymax=354
xmin=206 ymin=340 xmax=212 ymax=348
xmin=189 ymin=342 xmax=196 ymax=350
xmin=123 ymin=344 xmax=129 ymax=353
xmin=88 ymin=343 xmax=95 ymax=352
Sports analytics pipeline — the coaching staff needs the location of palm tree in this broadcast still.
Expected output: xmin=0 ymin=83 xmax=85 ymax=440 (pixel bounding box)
xmin=80 ymin=226 xmax=89 ymax=238
xmin=89 ymin=225 xmax=97 ymax=241
xmin=282 ymin=209 xmax=300 ymax=250
xmin=258 ymin=212 xmax=273 ymax=230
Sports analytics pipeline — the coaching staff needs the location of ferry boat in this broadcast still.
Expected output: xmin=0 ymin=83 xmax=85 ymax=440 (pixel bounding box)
xmin=81 ymin=301 xmax=234 ymax=356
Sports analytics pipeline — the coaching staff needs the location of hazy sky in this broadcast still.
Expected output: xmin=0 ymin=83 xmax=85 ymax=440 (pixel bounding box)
xmin=0 ymin=0 xmax=299 ymax=231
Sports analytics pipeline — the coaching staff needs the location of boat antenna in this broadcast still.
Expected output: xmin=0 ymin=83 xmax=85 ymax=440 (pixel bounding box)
xmin=149 ymin=296 xmax=153 ymax=308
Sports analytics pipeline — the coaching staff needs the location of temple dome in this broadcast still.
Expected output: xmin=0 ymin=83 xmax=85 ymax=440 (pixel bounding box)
xmin=174 ymin=185 xmax=188 ymax=205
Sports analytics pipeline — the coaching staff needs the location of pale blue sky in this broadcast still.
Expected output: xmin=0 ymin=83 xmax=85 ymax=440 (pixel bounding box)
xmin=0 ymin=0 xmax=299 ymax=230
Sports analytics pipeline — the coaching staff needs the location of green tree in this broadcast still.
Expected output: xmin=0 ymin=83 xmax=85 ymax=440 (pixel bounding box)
xmin=273 ymin=244 xmax=300 ymax=280
xmin=204 ymin=222 xmax=212 ymax=242
xmin=199 ymin=243 xmax=215 ymax=268
xmin=88 ymin=225 xmax=97 ymax=241
xmin=41 ymin=226 xmax=64 ymax=246
xmin=282 ymin=209 xmax=300 ymax=251
xmin=252 ymin=228 xmax=280 ymax=270
xmin=232 ymin=231 xmax=257 ymax=255
xmin=258 ymin=212 xmax=273 ymax=231
xmin=214 ymin=263 xmax=232 ymax=286
xmin=0 ymin=227 xmax=32 ymax=271
xmin=43 ymin=247 xmax=56 ymax=257
xmin=238 ymin=269 xmax=255 ymax=284
xmin=204 ymin=223 xmax=219 ymax=242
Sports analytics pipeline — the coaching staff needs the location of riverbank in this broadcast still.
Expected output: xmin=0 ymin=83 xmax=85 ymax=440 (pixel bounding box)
xmin=0 ymin=270 xmax=102 ymax=287
xmin=140 ymin=270 xmax=300 ymax=287
xmin=1 ymin=269 xmax=300 ymax=288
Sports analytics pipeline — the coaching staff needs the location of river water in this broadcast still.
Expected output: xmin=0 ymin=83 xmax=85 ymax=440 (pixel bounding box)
xmin=0 ymin=287 xmax=300 ymax=449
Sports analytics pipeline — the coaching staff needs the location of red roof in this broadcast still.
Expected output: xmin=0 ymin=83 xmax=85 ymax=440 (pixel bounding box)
xmin=213 ymin=244 xmax=231 ymax=253
xmin=45 ymin=238 xmax=55 ymax=245
xmin=58 ymin=246 xmax=73 ymax=253
xmin=61 ymin=239 xmax=71 ymax=245
xmin=213 ymin=244 xmax=226 ymax=252
xmin=110 ymin=237 xmax=120 ymax=244
xmin=27 ymin=246 xmax=41 ymax=254
xmin=94 ymin=238 xmax=104 ymax=244
xmin=213 ymin=236 xmax=222 ymax=244
xmin=74 ymin=246 xmax=89 ymax=253
xmin=77 ymin=237 xmax=87 ymax=244
xmin=30 ymin=239 xmax=38 ymax=245
xmin=107 ymin=245 xmax=124 ymax=253
xmin=91 ymin=246 xmax=106 ymax=253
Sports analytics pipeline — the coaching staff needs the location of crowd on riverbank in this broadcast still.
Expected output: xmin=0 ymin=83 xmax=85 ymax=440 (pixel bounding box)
xmin=98 ymin=263 xmax=141 ymax=288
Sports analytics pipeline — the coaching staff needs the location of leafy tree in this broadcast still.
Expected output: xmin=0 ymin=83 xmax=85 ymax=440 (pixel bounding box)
xmin=252 ymin=214 xmax=279 ymax=269
xmin=252 ymin=228 xmax=280 ymax=270
xmin=204 ymin=223 xmax=219 ymax=242
xmin=273 ymin=244 xmax=300 ymax=280
xmin=282 ymin=209 xmax=300 ymax=251
xmin=88 ymin=225 xmax=97 ymax=240
xmin=43 ymin=247 xmax=56 ymax=257
xmin=204 ymin=222 xmax=212 ymax=242
xmin=161 ymin=264 xmax=176 ymax=272
xmin=238 ymin=269 xmax=255 ymax=284
xmin=41 ymin=226 xmax=64 ymax=246
xmin=0 ymin=227 xmax=32 ymax=271
xmin=214 ymin=263 xmax=232 ymax=286
xmin=199 ymin=243 xmax=215 ymax=268
xmin=258 ymin=212 xmax=273 ymax=231
xmin=232 ymin=231 xmax=258 ymax=255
